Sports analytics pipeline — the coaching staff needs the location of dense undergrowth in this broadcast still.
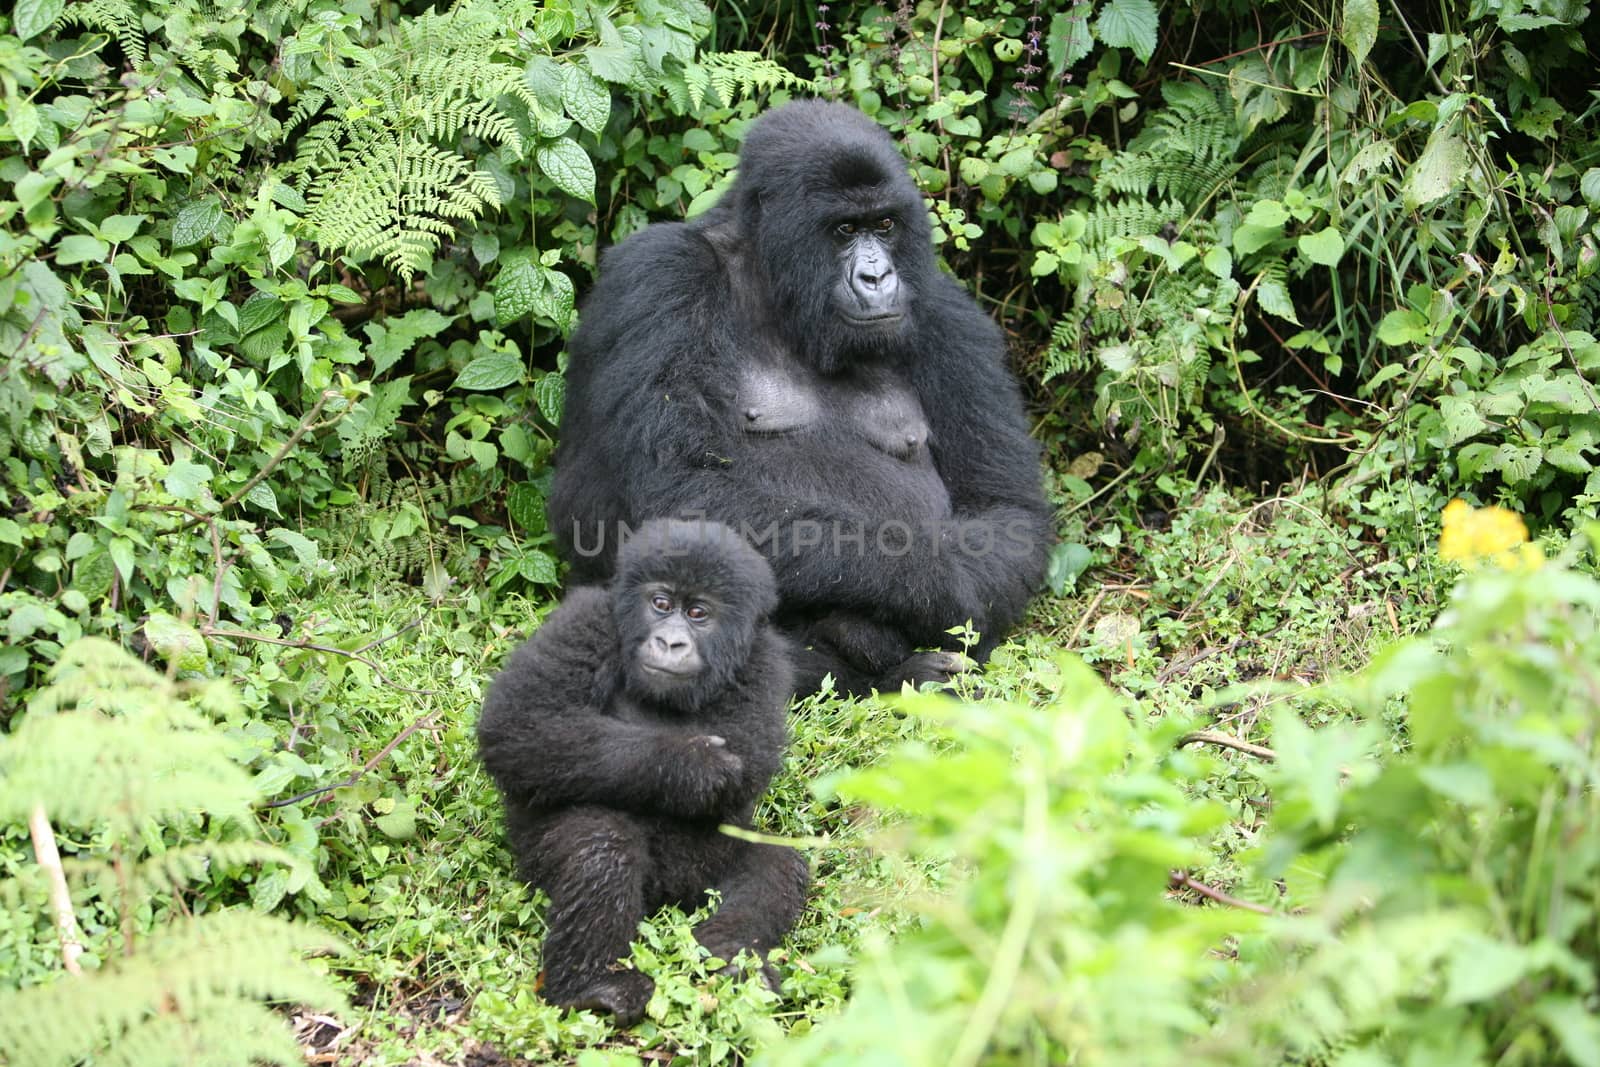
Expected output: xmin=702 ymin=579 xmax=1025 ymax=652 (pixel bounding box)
xmin=2 ymin=0 xmax=1598 ymax=1064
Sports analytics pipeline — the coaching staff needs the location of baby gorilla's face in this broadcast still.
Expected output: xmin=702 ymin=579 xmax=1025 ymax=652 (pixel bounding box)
xmin=630 ymin=582 xmax=716 ymax=697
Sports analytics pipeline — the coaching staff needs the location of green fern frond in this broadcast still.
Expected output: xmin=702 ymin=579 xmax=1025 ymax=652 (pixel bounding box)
xmin=662 ymin=51 xmax=807 ymax=112
xmin=0 ymin=912 xmax=344 ymax=1067
xmin=60 ymin=0 xmax=146 ymax=62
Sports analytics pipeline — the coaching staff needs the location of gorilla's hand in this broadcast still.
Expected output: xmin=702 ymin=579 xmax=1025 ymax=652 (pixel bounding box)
xmin=880 ymin=650 xmax=975 ymax=692
xmin=681 ymin=733 xmax=745 ymax=800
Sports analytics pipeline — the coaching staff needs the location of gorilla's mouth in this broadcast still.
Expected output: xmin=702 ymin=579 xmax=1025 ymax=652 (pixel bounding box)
xmin=639 ymin=662 xmax=695 ymax=680
xmin=844 ymin=310 xmax=904 ymax=326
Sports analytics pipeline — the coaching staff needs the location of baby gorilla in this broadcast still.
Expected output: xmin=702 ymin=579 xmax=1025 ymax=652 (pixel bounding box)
xmin=477 ymin=520 xmax=807 ymax=1026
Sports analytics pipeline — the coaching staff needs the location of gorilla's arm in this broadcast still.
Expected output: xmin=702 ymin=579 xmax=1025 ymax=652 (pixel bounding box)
xmin=911 ymin=277 xmax=1054 ymax=647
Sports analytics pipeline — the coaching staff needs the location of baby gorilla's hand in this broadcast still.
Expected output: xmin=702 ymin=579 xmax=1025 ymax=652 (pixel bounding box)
xmin=682 ymin=734 xmax=744 ymax=803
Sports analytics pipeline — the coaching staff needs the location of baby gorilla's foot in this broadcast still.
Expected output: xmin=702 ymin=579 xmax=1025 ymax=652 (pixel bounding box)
xmin=556 ymin=971 xmax=655 ymax=1028
xmin=712 ymin=954 xmax=783 ymax=995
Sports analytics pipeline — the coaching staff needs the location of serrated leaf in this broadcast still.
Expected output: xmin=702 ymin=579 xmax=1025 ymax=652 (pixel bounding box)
xmin=535 ymin=137 xmax=596 ymax=203
xmin=518 ymin=549 xmax=559 ymax=584
xmin=164 ymin=458 xmax=213 ymax=501
xmin=173 ymin=198 xmax=224 ymax=247
xmin=363 ymin=308 xmax=454 ymax=376
xmin=454 ymin=352 xmax=524 ymax=391
xmin=1298 ymin=226 xmax=1345 ymax=266
xmin=1339 ymin=0 xmax=1379 ymax=65
xmin=534 ymin=372 xmax=566 ymax=425
xmin=494 ymin=259 xmax=540 ymax=325
xmin=1403 ymin=129 xmax=1468 ymax=210
xmin=1048 ymin=3 xmax=1096 ymax=70
xmin=14 ymin=0 xmax=64 ymax=39
xmin=56 ymin=234 xmax=109 ymax=266
xmin=145 ymin=612 xmax=209 ymax=670
xmin=1376 ymin=308 xmax=1427 ymax=345
xmin=245 ymin=481 xmax=280 ymax=515
xmin=533 ymin=267 xmax=576 ymax=331
xmin=1203 ymin=245 xmax=1232 ymax=279
xmin=238 ymin=293 xmax=283 ymax=336
xmin=1256 ymin=278 xmax=1300 ymax=323
xmin=1094 ymin=0 xmax=1159 ymax=63
xmin=562 ymin=65 xmax=611 ymax=134
xmin=507 ymin=483 xmax=546 ymax=532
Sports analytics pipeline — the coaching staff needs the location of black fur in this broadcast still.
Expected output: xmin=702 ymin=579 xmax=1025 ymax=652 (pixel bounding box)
xmin=476 ymin=520 xmax=807 ymax=1027
xmin=549 ymin=100 xmax=1052 ymax=696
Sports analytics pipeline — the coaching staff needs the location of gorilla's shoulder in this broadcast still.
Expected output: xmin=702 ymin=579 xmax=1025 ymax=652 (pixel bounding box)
xmin=591 ymin=221 xmax=725 ymax=299
xmin=504 ymin=586 xmax=616 ymax=675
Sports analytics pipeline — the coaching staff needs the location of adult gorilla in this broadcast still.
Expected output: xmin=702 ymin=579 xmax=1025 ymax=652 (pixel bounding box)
xmin=549 ymin=100 xmax=1051 ymax=696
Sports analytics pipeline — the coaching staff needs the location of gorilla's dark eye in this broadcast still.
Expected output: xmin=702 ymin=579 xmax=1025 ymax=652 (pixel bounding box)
xmin=650 ymin=593 xmax=673 ymax=614
xmin=685 ymin=603 xmax=710 ymax=622
xmin=874 ymin=217 xmax=894 ymax=234
xmin=835 ymin=222 xmax=858 ymax=237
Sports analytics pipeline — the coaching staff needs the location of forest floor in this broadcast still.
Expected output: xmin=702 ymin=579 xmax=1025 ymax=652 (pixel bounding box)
xmin=290 ymin=479 xmax=1447 ymax=1066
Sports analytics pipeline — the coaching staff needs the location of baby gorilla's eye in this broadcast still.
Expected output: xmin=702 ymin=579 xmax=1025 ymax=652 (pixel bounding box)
xmin=874 ymin=217 xmax=894 ymax=234
xmin=685 ymin=603 xmax=710 ymax=622
xmin=835 ymin=222 xmax=858 ymax=237
xmin=650 ymin=593 xmax=673 ymax=613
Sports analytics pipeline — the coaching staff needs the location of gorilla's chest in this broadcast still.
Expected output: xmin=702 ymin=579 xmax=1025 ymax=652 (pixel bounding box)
xmin=735 ymin=362 xmax=931 ymax=461
xmin=732 ymin=359 xmax=950 ymax=518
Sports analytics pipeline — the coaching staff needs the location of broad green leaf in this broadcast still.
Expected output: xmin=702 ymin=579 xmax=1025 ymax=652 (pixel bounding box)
xmin=1403 ymin=129 xmax=1468 ymax=210
xmin=1376 ymin=308 xmax=1428 ymax=345
xmin=535 ymin=138 xmax=596 ymax=202
xmin=1339 ymin=0 xmax=1379 ymax=65
xmin=507 ymin=483 xmax=546 ymax=532
xmin=494 ymin=259 xmax=540 ymax=325
xmin=1581 ymin=167 xmax=1600 ymax=207
xmin=1297 ymin=226 xmax=1345 ymax=266
xmin=97 ymin=214 xmax=144 ymax=242
xmin=562 ymin=65 xmax=611 ymax=134
xmin=518 ymin=549 xmax=559 ymax=584
xmin=1094 ymin=0 xmax=1159 ymax=63
xmin=238 ymin=293 xmax=283 ymax=336
xmin=532 ymin=267 xmax=576 ymax=331
xmin=1202 ymin=245 xmax=1233 ymax=279
xmin=1045 ymin=542 xmax=1093 ymax=596
xmin=173 ymin=198 xmax=224 ymax=247
xmin=363 ymin=308 xmax=454 ymax=376
xmin=1048 ymin=3 xmax=1096 ymax=70
xmin=454 ymin=352 xmax=524 ymax=391
xmin=375 ymin=800 xmax=418 ymax=840
xmin=56 ymin=235 xmax=110 ymax=266
xmin=144 ymin=612 xmax=209 ymax=670
xmin=1256 ymin=278 xmax=1300 ymax=323
xmin=14 ymin=0 xmax=64 ymax=39
xmin=534 ymin=372 xmax=566 ymax=425
xmin=1536 ymin=999 xmax=1600 ymax=1067
xmin=164 ymin=458 xmax=213 ymax=502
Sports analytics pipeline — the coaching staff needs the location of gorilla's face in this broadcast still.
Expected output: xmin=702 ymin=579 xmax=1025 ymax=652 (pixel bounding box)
xmin=732 ymin=103 xmax=935 ymax=373
xmin=615 ymin=520 xmax=777 ymax=711
xmin=831 ymin=214 xmax=905 ymax=332
xmin=626 ymin=581 xmax=717 ymax=700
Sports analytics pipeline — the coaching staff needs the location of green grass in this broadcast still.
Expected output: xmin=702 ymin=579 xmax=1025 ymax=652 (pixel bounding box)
xmin=210 ymin=478 xmax=1451 ymax=1065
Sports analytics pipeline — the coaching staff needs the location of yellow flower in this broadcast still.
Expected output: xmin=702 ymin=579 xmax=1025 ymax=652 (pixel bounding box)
xmin=1439 ymin=499 xmax=1543 ymax=571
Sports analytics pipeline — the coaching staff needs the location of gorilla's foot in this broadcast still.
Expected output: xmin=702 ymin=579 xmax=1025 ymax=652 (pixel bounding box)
xmin=712 ymin=954 xmax=783 ymax=994
xmin=882 ymin=650 xmax=975 ymax=691
xmin=552 ymin=970 xmax=655 ymax=1027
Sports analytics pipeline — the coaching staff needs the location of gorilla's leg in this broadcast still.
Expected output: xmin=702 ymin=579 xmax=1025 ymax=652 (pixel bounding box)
xmin=535 ymin=808 xmax=656 ymax=1026
xmin=692 ymin=842 xmax=810 ymax=989
xmin=789 ymin=612 xmax=972 ymax=698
